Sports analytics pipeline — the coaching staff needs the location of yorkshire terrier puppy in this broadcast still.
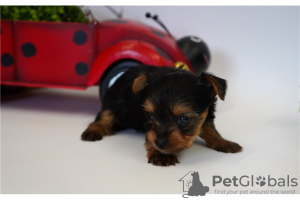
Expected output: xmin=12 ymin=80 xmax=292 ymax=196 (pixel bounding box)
xmin=81 ymin=65 xmax=242 ymax=166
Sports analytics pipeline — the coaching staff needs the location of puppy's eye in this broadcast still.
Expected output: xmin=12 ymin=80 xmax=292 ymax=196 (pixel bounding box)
xmin=178 ymin=115 xmax=190 ymax=125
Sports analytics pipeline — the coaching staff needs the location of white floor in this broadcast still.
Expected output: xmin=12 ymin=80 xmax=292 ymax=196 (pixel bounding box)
xmin=1 ymin=86 xmax=299 ymax=194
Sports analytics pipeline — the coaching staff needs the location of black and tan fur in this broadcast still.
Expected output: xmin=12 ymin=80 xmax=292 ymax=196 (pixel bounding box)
xmin=81 ymin=65 xmax=242 ymax=166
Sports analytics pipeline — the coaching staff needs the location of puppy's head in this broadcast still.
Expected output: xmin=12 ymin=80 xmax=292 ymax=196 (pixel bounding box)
xmin=132 ymin=68 xmax=227 ymax=154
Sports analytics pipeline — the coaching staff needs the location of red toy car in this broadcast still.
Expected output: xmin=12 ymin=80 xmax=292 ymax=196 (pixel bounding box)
xmin=1 ymin=13 xmax=210 ymax=99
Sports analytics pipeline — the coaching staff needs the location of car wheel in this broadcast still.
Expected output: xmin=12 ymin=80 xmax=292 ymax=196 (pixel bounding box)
xmin=99 ymin=60 xmax=141 ymax=101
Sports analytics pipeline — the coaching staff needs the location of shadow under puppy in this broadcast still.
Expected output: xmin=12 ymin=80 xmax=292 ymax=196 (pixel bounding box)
xmin=81 ymin=65 xmax=242 ymax=166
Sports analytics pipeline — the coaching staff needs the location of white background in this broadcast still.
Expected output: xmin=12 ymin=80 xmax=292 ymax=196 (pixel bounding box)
xmin=1 ymin=6 xmax=299 ymax=194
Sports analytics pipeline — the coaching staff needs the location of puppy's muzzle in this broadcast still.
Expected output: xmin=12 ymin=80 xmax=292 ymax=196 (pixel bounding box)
xmin=155 ymin=139 xmax=168 ymax=149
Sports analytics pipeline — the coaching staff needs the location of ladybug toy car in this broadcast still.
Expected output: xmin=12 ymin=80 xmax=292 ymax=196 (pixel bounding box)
xmin=1 ymin=11 xmax=210 ymax=99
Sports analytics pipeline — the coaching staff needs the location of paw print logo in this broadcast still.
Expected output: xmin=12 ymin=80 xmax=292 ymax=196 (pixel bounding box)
xmin=256 ymin=176 xmax=266 ymax=186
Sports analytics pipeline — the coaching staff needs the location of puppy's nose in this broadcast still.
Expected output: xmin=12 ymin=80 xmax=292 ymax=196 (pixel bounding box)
xmin=155 ymin=140 xmax=168 ymax=149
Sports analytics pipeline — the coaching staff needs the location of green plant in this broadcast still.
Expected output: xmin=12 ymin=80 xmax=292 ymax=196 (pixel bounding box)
xmin=0 ymin=6 xmax=89 ymax=22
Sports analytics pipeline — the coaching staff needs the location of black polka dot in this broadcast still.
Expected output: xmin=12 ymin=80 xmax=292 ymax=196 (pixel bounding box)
xmin=1 ymin=53 xmax=14 ymax=67
xmin=75 ymin=62 xmax=89 ymax=75
xmin=155 ymin=47 xmax=171 ymax=60
xmin=111 ymin=19 xmax=127 ymax=24
xmin=73 ymin=31 xmax=87 ymax=45
xmin=151 ymin=29 xmax=165 ymax=38
xmin=21 ymin=43 xmax=36 ymax=57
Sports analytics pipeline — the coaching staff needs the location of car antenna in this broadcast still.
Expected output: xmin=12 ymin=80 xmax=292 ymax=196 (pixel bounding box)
xmin=145 ymin=12 xmax=171 ymax=36
xmin=81 ymin=6 xmax=98 ymax=22
xmin=105 ymin=6 xmax=123 ymax=18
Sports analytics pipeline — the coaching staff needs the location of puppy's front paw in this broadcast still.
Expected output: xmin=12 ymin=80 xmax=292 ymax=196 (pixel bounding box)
xmin=81 ymin=130 xmax=103 ymax=141
xmin=81 ymin=121 xmax=113 ymax=142
xmin=148 ymin=153 xmax=180 ymax=166
xmin=209 ymin=140 xmax=243 ymax=153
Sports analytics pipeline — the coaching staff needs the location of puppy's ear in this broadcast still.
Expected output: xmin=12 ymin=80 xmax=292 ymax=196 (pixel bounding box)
xmin=200 ymin=73 xmax=227 ymax=101
xmin=132 ymin=74 xmax=148 ymax=94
